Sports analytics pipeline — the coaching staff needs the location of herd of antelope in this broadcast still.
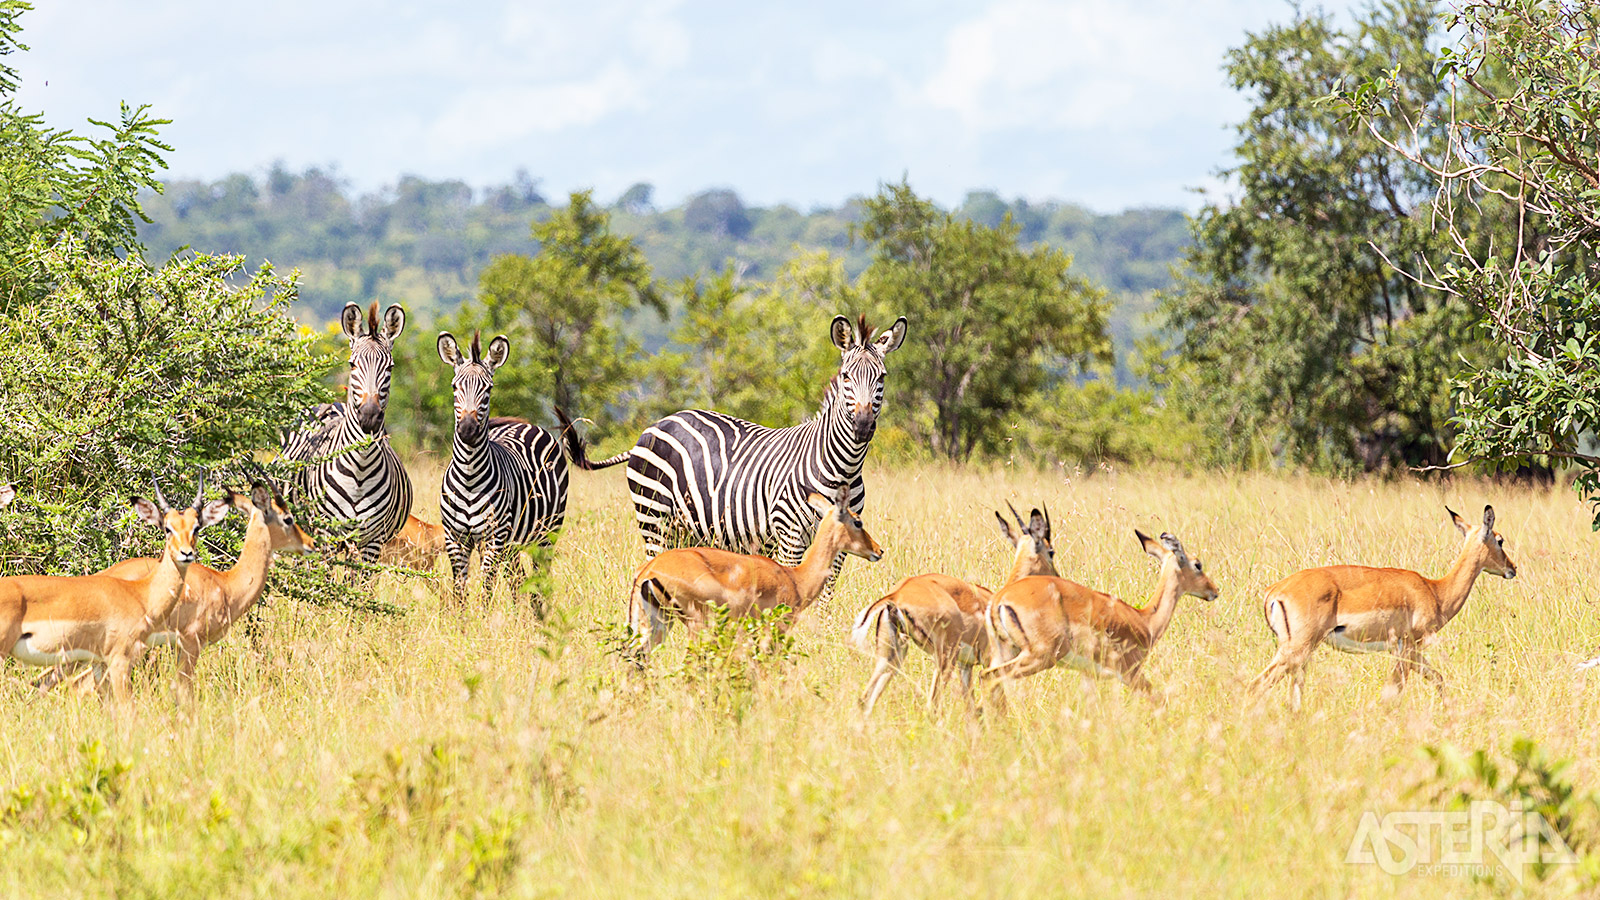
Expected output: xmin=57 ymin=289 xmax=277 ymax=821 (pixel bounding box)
xmin=0 ymin=305 xmax=1525 ymax=716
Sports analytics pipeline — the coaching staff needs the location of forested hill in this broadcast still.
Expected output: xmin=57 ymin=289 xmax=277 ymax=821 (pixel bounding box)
xmin=135 ymin=167 xmax=1188 ymax=367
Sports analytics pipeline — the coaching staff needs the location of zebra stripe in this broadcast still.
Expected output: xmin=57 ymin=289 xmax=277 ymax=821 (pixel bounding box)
xmin=563 ymin=314 xmax=906 ymax=591
xmin=437 ymin=331 xmax=568 ymax=596
xmin=280 ymin=302 xmax=413 ymax=563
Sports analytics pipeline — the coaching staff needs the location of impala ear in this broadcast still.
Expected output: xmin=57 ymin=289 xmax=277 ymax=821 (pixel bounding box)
xmin=874 ymin=316 xmax=907 ymax=355
xmin=830 ymin=315 xmax=854 ymax=351
xmin=806 ymin=492 xmax=833 ymax=517
xmin=484 ymin=335 xmax=511 ymax=371
xmin=996 ymin=510 xmax=1017 ymax=544
xmin=340 ymin=302 xmax=363 ymax=339
xmin=1160 ymin=532 xmax=1187 ymax=562
xmin=382 ymin=304 xmax=406 ymax=341
xmin=0 ymin=484 xmax=13 ymax=509
xmin=131 ymin=497 xmax=163 ymax=527
xmin=437 ymin=332 xmax=464 ymax=367
xmin=1482 ymin=505 xmax=1496 ymax=542
xmin=1029 ymin=508 xmax=1047 ymax=540
xmin=1447 ymin=506 xmax=1469 ymax=537
xmin=250 ymin=483 xmax=274 ymax=511
xmin=1136 ymin=529 xmax=1163 ymax=560
xmin=199 ymin=498 xmax=231 ymax=528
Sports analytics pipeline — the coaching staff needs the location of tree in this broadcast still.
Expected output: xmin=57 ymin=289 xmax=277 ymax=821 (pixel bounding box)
xmin=1338 ymin=1 xmax=1600 ymax=521
xmin=858 ymin=181 xmax=1110 ymax=462
xmin=0 ymin=4 xmax=330 ymax=578
xmin=683 ymin=189 xmax=752 ymax=239
xmin=0 ymin=1 xmax=170 ymax=290
xmin=469 ymin=190 xmax=665 ymax=430
xmin=658 ymin=251 xmax=857 ymax=428
xmin=1160 ymin=0 xmax=1509 ymax=471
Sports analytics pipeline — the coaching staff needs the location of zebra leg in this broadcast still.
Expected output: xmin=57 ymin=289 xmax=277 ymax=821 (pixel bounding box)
xmin=444 ymin=533 xmax=473 ymax=599
xmin=480 ymin=538 xmax=503 ymax=601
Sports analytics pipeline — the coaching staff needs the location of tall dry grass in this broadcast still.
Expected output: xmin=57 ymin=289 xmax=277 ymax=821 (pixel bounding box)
xmin=0 ymin=462 xmax=1596 ymax=897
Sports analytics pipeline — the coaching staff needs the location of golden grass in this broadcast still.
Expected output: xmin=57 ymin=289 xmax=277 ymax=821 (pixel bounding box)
xmin=1 ymin=462 xmax=1597 ymax=897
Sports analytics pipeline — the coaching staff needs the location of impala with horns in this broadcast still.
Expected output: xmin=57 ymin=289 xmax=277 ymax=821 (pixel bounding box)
xmin=627 ymin=484 xmax=882 ymax=662
xmin=0 ymin=475 xmax=228 ymax=705
xmin=1248 ymin=505 xmax=1516 ymax=711
xmin=45 ymin=483 xmax=314 ymax=702
xmin=853 ymin=502 xmax=1057 ymax=716
xmin=982 ymin=530 xmax=1218 ymax=702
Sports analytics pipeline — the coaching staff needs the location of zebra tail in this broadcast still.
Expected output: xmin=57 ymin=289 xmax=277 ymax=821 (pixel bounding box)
xmin=555 ymin=406 xmax=631 ymax=471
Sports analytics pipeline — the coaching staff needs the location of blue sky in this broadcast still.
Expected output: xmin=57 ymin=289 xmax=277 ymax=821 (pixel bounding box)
xmin=11 ymin=0 xmax=1291 ymax=212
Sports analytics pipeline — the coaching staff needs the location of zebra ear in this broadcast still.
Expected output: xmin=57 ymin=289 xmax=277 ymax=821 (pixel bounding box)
xmin=484 ymin=335 xmax=511 ymax=371
xmin=437 ymin=332 xmax=465 ymax=368
xmin=874 ymin=316 xmax=907 ymax=355
xmin=830 ymin=315 xmax=855 ymax=351
xmin=382 ymin=305 xmax=406 ymax=342
xmin=340 ymin=303 xmax=363 ymax=339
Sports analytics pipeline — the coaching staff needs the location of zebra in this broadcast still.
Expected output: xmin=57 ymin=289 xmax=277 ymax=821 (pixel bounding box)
xmin=279 ymin=301 xmax=413 ymax=563
xmin=560 ymin=313 xmax=906 ymax=597
xmin=436 ymin=330 xmax=569 ymax=597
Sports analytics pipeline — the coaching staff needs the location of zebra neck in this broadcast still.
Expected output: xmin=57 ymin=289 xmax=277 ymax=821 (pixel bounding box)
xmin=815 ymin=403 xmax=870 ymax=473
xmin=334 ymin=410 xmax=387 ymax=461
xmin=451 ymin=430 xmax=491 ymax=471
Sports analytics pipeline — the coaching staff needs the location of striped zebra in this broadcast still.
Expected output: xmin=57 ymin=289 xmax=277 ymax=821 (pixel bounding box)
xmin=279 ymin=301 xmax=413 ymax=563
xmin=436 ymin=331 xmax=568 ymax=597
xmin=561 ymin=314 xmax=906 ymax=595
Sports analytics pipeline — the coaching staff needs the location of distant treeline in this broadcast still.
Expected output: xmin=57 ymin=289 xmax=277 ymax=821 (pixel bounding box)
xmin=135 ymin=168 xmax=1187 ymax=382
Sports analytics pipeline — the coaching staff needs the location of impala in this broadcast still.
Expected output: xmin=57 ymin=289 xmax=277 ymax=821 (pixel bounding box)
xmin=852 ymin=503 xmax=1058 ymax=715
xmin=626 ymin=484 xmax=882 ymax=661
xmin=380 ymin=514 xmax=447 ymax=572
xmin=0 ymin=485 xmax=13 ymax=510
xmin=65 ymin=483 xmax=314 ymax=702
xmin=981 ymin=530 xmax=1218 ymax=703
xmin=1248 ymin=505 xmax=1516 ymax=710
xmin=0 ymin=477 xmax=228 ymax=704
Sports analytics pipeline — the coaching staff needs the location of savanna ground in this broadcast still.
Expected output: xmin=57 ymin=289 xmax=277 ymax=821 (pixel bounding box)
xmin=1 ymin=461 xmax=1597 ymax=898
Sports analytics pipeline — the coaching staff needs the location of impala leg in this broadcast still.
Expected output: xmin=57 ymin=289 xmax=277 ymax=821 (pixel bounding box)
xmin=628 ymin=579 xmax=672 ymax=663
xmin=104 ymin=655 xmax=133 ymax=707
xmin=175 ymin=635 xmax=202 ymax=706
xmin=858 ymin=617 xmax=902 ymax=716
xmin=1380 ymin=638 xmax=1411 ymax=702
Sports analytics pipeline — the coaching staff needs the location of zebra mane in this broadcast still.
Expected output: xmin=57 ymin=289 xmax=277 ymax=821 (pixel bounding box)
xmin=364 ymin=301 xmax=380 ymax=337
xmin=469 ymin=331 xmax=483 ymax=363
xmin=856 ymin=314 xmax=873 ymax=347
xmin=488 ymin=416 xmax=530 ymax=427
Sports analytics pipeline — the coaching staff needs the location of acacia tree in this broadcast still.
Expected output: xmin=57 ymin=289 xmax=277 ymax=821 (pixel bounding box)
xmin=470 ymin=190 xmax=665 ymax=429
xmin=1339 ymin=1 xmax=1600 ymax=521
xmin=858 ymin=181 xmax=1109 ymax=461
xmin=1161 ymin=0 xmax=1511 ymax=471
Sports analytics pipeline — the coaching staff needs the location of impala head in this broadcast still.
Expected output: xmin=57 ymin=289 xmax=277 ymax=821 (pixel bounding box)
xmin=132 ymin=475 xmax=230 ymax=568
xmin=226 ymin=483 xmax=315 ymax=555
xmin=996 ymin=501 xmax=1055 ymax=575
xmin=1137 ymin=529 xmax=1218 ymax=601
xmin=341 ymin=301 xmax=406 ymax=434
xmin=0 ymin=484 xmax=13 ymax=511
xmin=438 ymin=330 xmax=511 ymax=445
xmin=828 ymin=313 xmax=907 ymax=443
xmin=1448 ymin=504 xmax=1517 ymax=579
xmin=806 ymin=484 xmax=883 ymax=562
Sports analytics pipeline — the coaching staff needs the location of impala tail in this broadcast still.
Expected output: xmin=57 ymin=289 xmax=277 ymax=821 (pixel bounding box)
xmin=851 ymin=598 xmax=895 ymax=654
xmin=555 ymin=407 xmax=631 ymax=471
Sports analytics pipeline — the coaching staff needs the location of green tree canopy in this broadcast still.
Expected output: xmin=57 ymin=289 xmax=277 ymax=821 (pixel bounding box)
xmin=465 ymin=190 xmax=665 ymax=430
xmin=858 ymin=181 xmax=1109 ymax=462
xmin=1160 ymin=0 xmax=1510 ymax=471
xmin=1338 ymin=0 xmax=1600 ymax=520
